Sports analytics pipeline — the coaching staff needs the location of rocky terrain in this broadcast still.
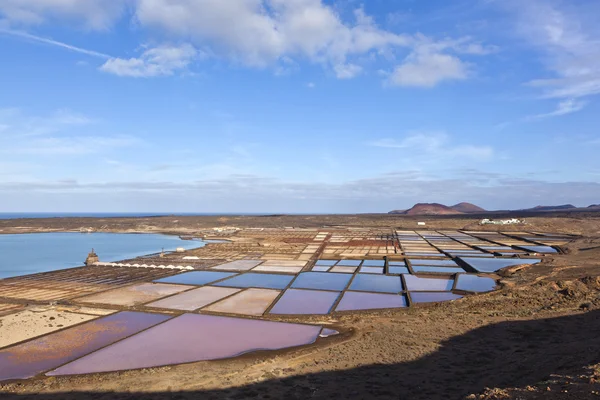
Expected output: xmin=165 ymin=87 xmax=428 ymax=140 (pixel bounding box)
xmin=2 ymin=213 xmax=600 ymax=399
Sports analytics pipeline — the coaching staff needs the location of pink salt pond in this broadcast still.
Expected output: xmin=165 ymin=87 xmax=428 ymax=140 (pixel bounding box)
xmin=0 ymin=312 xmax=170 ymax=381
xmin=48 ymin=314 xmax=322 ymax=376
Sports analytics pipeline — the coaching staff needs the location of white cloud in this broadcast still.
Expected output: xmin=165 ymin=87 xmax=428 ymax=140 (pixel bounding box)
xmin=133 ymin=0 xmax=489 ymax=83
xmin=369 ymin=131 xmax=494 ymax=161
xmin=501 ymin=0 xmax=600 ymax=100
xmin=133 ymin=1 xmax=412 ymax=71
xmin=2 ymin=0 xmax=494 ymax=84
xmin=100 ymin=44 xmax=197 ymax=77
xmin=528 ymin=98 xmax=587 ymax=119
xmin=390 ymin=51 xmax=469 ymax=87
xmin=0 ymin=0 xmax=127 ymax=30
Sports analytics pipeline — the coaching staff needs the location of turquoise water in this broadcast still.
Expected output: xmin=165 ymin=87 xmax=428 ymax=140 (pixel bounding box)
xmin=0 ymin=233 xmax=205 ymax=279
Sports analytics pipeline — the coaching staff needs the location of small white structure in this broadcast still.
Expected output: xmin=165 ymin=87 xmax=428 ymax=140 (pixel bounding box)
xmin=176 ymin=247 xmax=186 ymax=253
xmin=480 ymin=218 xmax=524 ymax=225
xmin=417 ymin=222 xmax=426 ymax=226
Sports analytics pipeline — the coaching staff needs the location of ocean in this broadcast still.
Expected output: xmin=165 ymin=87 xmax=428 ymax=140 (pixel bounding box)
xmin=0 ymin=232 xmax=205 ymax=279
xmin=0 ymin=212 xmax=221 ymax=219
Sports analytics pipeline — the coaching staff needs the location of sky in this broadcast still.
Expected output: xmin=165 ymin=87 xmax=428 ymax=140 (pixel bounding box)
xmin=0 ymin=0 xmax=599 ymax=213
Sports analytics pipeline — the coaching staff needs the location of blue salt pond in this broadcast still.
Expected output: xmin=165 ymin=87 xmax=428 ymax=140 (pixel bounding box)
xmin=412 ymin=266 xmax=465 ymax=274
xmin=454 ymin=274 xmax=497 ymax=293
xmin=214 ymin=273 xmax=294 ymax=290
xmin=388 ymin=266 xmax=410 ymax=275
xmin=409 ymin=259 xmax=458 ymax=267
xmin=291 ymin=272 xmax=352 ymax=291
xmin=459 ymin=257 xmax=542 ymax=273
xmin=336 ymin=260 xmax=362 ymax=267
xmin=519 ymin=246 xmax=558 ymax=254
xmin=349 ymin=274 xmax=403 ymax=293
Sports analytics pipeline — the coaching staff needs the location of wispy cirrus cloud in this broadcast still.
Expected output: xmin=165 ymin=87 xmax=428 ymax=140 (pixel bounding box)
xmin=498 ymin=0 xmax=600 ymax=101
xmin=526 ymin=98 xmax=587 ymax=120
xmin=8 ymin=135 xmax=142 ymax=155
xmin=369 ymin=131 xmax=494 ymax=161
xmin=0 ymin=27 xmax=110 ymax=58
xmin=0 ymin=108 xmax=140 ymax=156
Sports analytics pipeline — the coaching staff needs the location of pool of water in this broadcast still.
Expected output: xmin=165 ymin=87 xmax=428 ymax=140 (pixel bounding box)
xmin=0 ymin=232 xmax=205 ymax=279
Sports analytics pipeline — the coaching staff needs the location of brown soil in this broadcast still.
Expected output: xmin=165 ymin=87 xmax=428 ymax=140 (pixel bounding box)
xmin=2 ymin=214 xmax=600 ymax=399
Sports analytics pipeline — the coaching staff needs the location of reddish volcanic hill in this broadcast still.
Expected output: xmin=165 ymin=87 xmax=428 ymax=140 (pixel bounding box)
xmin=403 ymin=203 xmax=463 ymax=216
xmin=450 ymin=202 xmax=486 ymax=213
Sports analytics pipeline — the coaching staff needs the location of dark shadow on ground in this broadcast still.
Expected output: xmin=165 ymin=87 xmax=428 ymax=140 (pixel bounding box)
xmin=4 ymin=310 xmax=600 ymax=400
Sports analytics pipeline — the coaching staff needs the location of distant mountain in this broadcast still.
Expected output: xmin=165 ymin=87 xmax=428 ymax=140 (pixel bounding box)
xmin=388 ymin=209 xmax=408 ymax=214
xmin=526 ymin=204 xmax=577 ymax=212
xmin=388 ymin=202 xmax=599 ymax=216
xmin=390 ymin=203 xmax=463 ymax=216
xmin=450 ymin=202 xmax=486 ymax=213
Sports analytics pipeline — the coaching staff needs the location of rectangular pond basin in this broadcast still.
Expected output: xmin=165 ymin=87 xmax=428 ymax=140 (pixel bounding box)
xmin=252 ymin=265 xmax=303 ymax=274
xmin=411 ymin=266 xmax=465 ymax=274
xmin=448 ymin=253 xmax=494 ymax=258
xmin=361 ymin=260 xmax=385 ymax=267
xmin=389 ymin=266 xmax=410 ymax=275
xmin=459 ymin=257 xmax=541 ymax=273
xmin=403 ymin=275 xmax=454 ymax=291
xmin=203 ymin=288 xmax=281 ymax=316
xmin=213 ymin=273 xmax=294 ymax=290
xmin=336 ymin=260 xmax=362 ymax=267
xmin=454 ymin=274 xmax=497 ymax=293
xmin=211 ymin=260 xmax=263 ymax=271
xmin=388 ymin=261 xmax=406 ymax=267
xmin=154 ymin=271 xmax=238 ymax=286
xmin=359 ymin=266 xmax=384 ymax=274
xmin=408 ymin=259 xmax=458 ymax=267
xmin=349 ymin=274 xmax=403 ymax=293
xmin=291 ymin=272 xmax=352 ymax=291
xmin=146 ymin=286 xmax=240 ymax=311
xmin=0 ymin=311 xmax=170 ymax=381
xmin=270 ymin=289 xmax=340 ymax=315
xmin=315 ymin=260 xmax=339 ymax=266
xmin=404 ymin=253 xmax=446 ymax=257
xmin=48 ymin=314 xmax=322 ymax=376
xmin=410 ymin=292 xmax=463 ymax=304
xmin=330 ymin=266 xmax=357 ymax=274
xmin=75 ymin=283 xmax=191 ymax=307
xmin=336 ymin=292 xmax=407 ymax=312
xmin=518 ymin=246 xmax=558 ymax=254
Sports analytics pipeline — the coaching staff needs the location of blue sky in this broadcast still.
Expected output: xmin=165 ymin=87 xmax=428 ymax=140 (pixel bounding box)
xmin=0 ymin=0 xmax=599 ymax=213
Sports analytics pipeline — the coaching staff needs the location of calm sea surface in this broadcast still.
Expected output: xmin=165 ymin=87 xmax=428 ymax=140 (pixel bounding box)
xmin=0 ymin=232 xmax=205 ymax=279
xmin=0 ymin=212 xmax=267 ymax=219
